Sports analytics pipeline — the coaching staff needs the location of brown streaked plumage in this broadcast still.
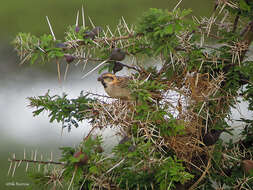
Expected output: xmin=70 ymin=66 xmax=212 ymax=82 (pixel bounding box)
xmin=97 ymin=73 xmax=133 ymax=100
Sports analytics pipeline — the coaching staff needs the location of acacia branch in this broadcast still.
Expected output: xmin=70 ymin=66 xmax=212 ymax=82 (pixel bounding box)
xmin=189 ymin=155 xmax=211 ymax=190
xmin=64 ymin=33 xmax=136 ymax=49
xmin=8 ymin=158 xmax=65 ymax=165
xmin=119 ymin=62 xmax=142 ymax=72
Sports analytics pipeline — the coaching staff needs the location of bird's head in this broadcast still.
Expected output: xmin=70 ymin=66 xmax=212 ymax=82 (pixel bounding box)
xmin=97 ymin=73 xmax=117 ymax=88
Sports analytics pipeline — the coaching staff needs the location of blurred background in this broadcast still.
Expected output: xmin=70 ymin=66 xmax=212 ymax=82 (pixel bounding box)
xmin=2 ymin=0 xmax=250 ymax=189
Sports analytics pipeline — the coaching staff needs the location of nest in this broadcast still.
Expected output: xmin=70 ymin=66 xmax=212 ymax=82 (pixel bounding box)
xmin=91 ymin=71 xmax=227 ymax=170
xmin=166 ymin=72 xmax=225 ymax=163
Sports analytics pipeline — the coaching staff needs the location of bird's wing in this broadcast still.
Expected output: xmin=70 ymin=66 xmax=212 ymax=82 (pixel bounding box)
xmin=116 ymin=76 xmax=130 ymax=88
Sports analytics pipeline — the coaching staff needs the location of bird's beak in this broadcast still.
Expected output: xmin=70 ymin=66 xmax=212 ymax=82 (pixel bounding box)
xmin=97 ymin=76 xmax=102 ymax=81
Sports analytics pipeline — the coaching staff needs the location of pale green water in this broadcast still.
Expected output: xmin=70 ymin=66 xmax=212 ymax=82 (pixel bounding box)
xmin=0 ymin=0 xmax=212 ymax=42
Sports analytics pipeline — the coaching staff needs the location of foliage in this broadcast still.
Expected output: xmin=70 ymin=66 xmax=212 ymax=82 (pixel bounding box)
xmin=136 ymin=8 xmax=195 ymax=58
xmin=28 ymin=91 xmax=95 ymax=131
xmin=155 ymin=156 xmax=194 ymax=190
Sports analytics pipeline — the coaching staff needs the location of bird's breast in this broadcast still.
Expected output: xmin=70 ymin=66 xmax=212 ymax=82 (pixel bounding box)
xmin=105 ymin=84 xmax=131 ymax=99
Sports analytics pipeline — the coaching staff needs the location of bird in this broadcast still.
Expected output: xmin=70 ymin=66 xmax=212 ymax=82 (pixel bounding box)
xmin=203 ymin=129 xmax=224 ymax=146
xmin=97 ymin=73 xmax=133 ymax=100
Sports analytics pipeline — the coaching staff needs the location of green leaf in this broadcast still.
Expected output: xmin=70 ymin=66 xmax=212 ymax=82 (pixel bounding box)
xmin=30 ymin=53 xmax=39 ymax=65
xmin=49 ymin=114 xmax=56 ymax=123
xmin=89 ymin=166 xmax=99 ymax=174
xmin=70 ymin=157 xmax=80 ymax=163
xmin=181 ymin=9 xmax=192 ymax=17
xmin=165 ymin=25 xmax=174 ymax=34
xmin=239 ymin=0 xmax=250 ymax=11
xmin=33 ymin=108 xmax=44 ymax=116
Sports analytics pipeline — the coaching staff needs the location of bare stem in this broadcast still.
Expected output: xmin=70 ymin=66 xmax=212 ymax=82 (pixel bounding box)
xmin=56 ymin=59 xmax=61 ymax=83
xmin=8 ymin=158 xmax=65 ymax=165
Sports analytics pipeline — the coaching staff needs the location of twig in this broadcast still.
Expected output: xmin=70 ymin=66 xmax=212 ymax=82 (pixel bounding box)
xmin=232 ymin=12 xmax=240 ymax=33
xmin=106 ymin=158 xmax=125 ymax=174
xmin=63 ymin=53 xmax=140 ymax=72
xmin=189 ymin=155 xmax=211 ymax=190
xmin=83 ymin=126 xmax=98 ymax=142
xmin=8 ymin=158 xmax=65 ymax=165
xmin=120 ymin=62 xmax=141 ymax=72
xmin=222 ymin=153 xmax=240 ymax=162
xmin=64 ymin=54 xmax=103 ymax=62
xmin=240 ymin=20 xmax=253 ymax=37
xmin=196 ymin=30 xmax=222 ymax=40
xmin=68 ymin=166 xmax=77 ymax=190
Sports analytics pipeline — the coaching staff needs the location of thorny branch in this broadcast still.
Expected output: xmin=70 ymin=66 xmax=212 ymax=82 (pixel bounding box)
xmin=8 ymin=158 xmax=65 ymax=165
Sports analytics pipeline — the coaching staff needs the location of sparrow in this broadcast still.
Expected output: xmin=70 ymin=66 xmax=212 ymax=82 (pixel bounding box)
xmin=97 ymin=73 xmax=133 ymax=100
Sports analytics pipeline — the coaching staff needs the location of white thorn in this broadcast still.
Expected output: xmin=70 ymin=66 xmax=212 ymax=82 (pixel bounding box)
xmin=7 ymin=161 xmax=13 ymax=176
xmin=37 ymin=46 xmax=46 ymax=53
xmin=18 ymin=160 xmax=22 ymax=168
xmin=46 ymin=16 xmax=56 ymax=41
xmin=88 ymin=17 xmax=95 ymax=28
xmin=91 ymin=40 xmax=101 ymax=47
xmin=143 ymin=73 xmax=151 ymax=82
xmin=75 ymin=59 xmax=81 ymax=66
xmin=25 ymin=162 xmax=29 ymax=172
xmin=81 ymin=59 xmax=108 ymax=79
xmin=75 ymin=10 xmax=79 ymax=27
xmin=117 ymin=26 xmax=124 ymax=48
xmin=68 ymin=167 xmax=77 ymax=190
xmin=34 ymin=150 xmax=37 ymax=161
xmin=19 ymin=53 xmax=31 ymax=65
xmin=64 ymin=64 xmax=70 ymax=81
xmin=82 ymin=59 xmax=88 ymax=72
xmin=12 ymin=162 xmax=17 ymax=177
xmin=106 ymin=158 xmax=125 ymax=174
xmin=82 ymin=5 xmax=85 ymax=28
xmin=122 ymin=16 xmax=130 ymax=34
xmin=107 ymin=25 xmax=114 ymax=37
xmin=173 ymin=0 xmax=183 ymax=12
